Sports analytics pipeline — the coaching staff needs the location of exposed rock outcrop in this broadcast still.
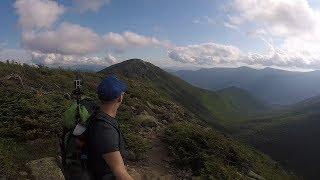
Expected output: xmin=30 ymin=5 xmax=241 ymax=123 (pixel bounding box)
xmin=26 ymin=157 xmax=64 ymax=180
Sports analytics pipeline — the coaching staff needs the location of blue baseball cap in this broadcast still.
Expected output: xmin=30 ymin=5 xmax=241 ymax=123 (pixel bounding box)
xmin=97 ymin=75 xmax=127 ymax=101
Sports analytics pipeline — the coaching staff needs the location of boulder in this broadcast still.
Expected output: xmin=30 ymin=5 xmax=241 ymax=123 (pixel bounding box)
xmin=26 ymin=157 xmax=64 ymax=180
xmin=19 ymin=171 xmax=28 ymax=176
xmin=247 ymin=170 xmax=266 ymax=180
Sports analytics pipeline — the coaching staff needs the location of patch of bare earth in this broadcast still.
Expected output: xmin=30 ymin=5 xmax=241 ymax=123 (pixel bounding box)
xmin=127 ymin=128 xmax=191 ymax=180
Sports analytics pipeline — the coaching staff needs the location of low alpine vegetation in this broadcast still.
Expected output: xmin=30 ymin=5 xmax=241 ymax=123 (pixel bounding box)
xmin=163 ymin=122 xmax=295 ymax=179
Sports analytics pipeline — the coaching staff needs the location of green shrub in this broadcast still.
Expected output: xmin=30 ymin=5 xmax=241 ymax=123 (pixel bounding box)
xmin=163 ymin=122 xmax=293 ymax=179
xmin=122 ymin=132 xmax=151 ymax=160
xmin=135 ymin=114 xmax=158 ymax=128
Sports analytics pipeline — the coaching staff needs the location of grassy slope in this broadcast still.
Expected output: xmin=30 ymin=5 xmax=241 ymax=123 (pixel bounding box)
xmin=163 ymin=123 xmax=293 ymax=179
xmin=212 ymin=86 xmax=268 ymax=124
xmin=0 ymin=63 xmax=101 ymax=176
xmin=216 ymin=86 xmax=268 ymax=112
xmin=0 ymin=60 xmax=293 ymax=179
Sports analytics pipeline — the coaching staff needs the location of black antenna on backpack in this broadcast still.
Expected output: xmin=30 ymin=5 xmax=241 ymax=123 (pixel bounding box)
xmin=73 ymin=72 xmax=83 ymax=125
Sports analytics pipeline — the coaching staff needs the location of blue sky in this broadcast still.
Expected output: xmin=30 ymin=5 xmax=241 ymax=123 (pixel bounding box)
xmin=1 ymin=0 xmax=320 ymax=70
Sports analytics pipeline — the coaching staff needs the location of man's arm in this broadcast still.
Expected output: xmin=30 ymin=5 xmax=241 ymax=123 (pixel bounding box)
xmin=103 ymin=151 xmax=133 ymax=180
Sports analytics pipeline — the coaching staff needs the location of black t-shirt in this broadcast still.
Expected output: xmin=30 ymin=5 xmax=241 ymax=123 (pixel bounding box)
xmin=86 ymin=111 xmax=127 ymax=180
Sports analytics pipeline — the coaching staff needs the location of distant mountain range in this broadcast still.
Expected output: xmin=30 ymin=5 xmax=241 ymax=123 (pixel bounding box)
xmin=173 ymin=67 xmax=320 ymax=105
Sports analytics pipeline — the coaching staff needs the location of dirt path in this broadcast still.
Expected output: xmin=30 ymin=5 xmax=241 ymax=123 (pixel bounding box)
xmin=127 ymin=128 xmax=177 ymax=179
xmin=145 ymin=131 xmax=170 ymax=175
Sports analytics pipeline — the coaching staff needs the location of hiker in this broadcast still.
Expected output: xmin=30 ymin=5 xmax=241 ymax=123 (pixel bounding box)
xmin=86 ymin=75 xmax=133 ymax=180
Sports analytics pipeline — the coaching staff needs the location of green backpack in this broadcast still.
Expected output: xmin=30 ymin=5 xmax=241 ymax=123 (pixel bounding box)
xmin=60 ymin=97 xmax=98 ymax=179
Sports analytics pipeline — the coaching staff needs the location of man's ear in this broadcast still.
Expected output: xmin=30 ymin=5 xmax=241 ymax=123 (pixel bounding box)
xmin=117 ymin=93 xmax=124 ymax=103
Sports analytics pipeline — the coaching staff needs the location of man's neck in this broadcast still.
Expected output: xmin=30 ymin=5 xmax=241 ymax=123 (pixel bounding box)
xmin=101 ymin=104 xmax=117 ymax=118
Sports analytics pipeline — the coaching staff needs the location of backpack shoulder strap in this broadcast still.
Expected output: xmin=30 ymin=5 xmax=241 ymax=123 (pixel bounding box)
xmin=102 ymin=120 xmax=128 ymax=157
xmin=103 ymin=120 xmax=120 ymax=135
xmin=90 ymin=112 xmax=122 ymax=149
xmin=83 ymin=107 xmax=100 ymax=134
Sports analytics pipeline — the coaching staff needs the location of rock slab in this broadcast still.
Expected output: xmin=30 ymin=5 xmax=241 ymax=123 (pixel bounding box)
xmin=26 ymin=157 xmax=64 ymax=180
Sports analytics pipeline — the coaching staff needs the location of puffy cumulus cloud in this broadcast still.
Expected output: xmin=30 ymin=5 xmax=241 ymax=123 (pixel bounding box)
xmin=103 ymin=31 xmax=173 ymax=49
xmin=103 ymin=32 xmax=127 ymax=49
xmin=31 ymin=51 xmax=117 ymax=67
xmin=123 ymin=31 xmax=161 ymax=46
xmin=73 ymin=0 xmax=111 ymax=13
xmin=22 ymin=23 xmax=172 ymax=56
xmin=168 ymin=42 xmax=320 ymax=69
xmin=247 ymin=50 xmax=307 ymax=68
xmin=281 ymin=35 xmax=320 ymax=63
xmin=224 ymin=0 xmax=320 ymax=69
xmin=168 ymin=43 xmax=242 ymax=65
xmin=104 ymin=53 xmax=117 ymax=64
xmin=13 ymin=0 xmax=171 ymax=68
xmin=228 ymin=0 xmax=319 ymax=37
xmin=14 ymin=0 xmax=65 ymax=30
xmin=22 ymin=22 xmax=104 ymax=55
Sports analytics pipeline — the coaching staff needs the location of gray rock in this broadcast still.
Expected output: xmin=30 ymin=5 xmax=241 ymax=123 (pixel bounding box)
xmin=247 ymin=170 xmax=266 ymax=180
xmin=19 ymin=171 xmax=28 ymax=176
xmin=26 ymin=157 xmax=64 ymax=180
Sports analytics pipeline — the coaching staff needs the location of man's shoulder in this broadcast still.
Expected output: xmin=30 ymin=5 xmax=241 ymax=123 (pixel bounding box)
xmin=94 ymin=111 xmax=119 ymax=128
xmin=87 ymin=118 xmax=120 ymax=154
xmin=90 ymin=118 xmax=116 ymax=133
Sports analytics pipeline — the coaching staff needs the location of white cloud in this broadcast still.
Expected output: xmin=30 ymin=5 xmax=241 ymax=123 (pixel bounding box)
xmin=31 ymin=51 xmax=117 ymax=67
xmin=247 ymin=50 xmax=307 ymax=68
xmin=168 ymin=41 xmax=320 ymax=69
xmin=123 ymin=31 xmax=159 ymax=46
xmin=22 ymin=22 xmax=105 ymax=55
xmin=104 ymin=53 xmax=117 ymax=64
xmin=192 ymin=16 xmax=216 ymax=25
xmin=73 ymin=0 xmax=111 ymax=13
xmin=12 ymin=0 xmax=172 ymax=67
xmin=103 ymin=32 xmax=127 ymax=49
xmin=14 ymin=0 xmax=65 ymax=30
xmin=223 ymin=22 xmax=238 ymax=29
xmin=168 ymin=43 xmax=242 ymax=65
xmin=22 ymin=23 xmax=172 ymax=56
xmin=103 ymin=31 xmax=173 ymax=49
xmin=246 ymin=29 xmax=268 ymax=37
xmin=226 ymin=15 xmax=244 ymax=27
xmin=229 ymin=0 xmax=319 ymax=37
xmin=225 ymin=0 xmax=320 ymax=69
xmin=13 ymin=0 xmax=118 ymax=67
